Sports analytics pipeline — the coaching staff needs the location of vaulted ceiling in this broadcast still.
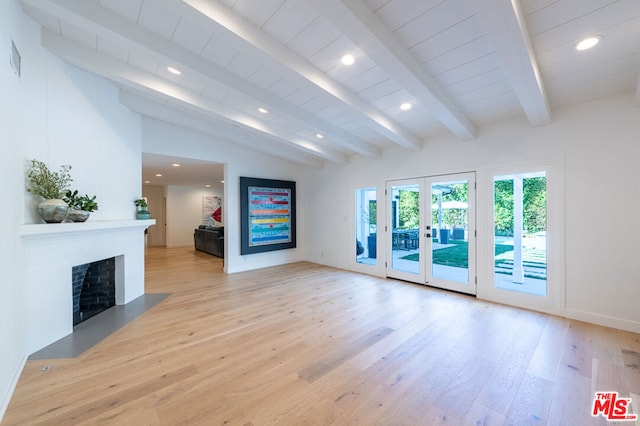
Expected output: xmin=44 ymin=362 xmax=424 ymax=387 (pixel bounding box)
xmin=22 ymin=0 xmax=640 ymax=168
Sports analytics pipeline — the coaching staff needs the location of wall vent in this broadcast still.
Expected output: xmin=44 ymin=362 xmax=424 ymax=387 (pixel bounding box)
xmin=10 ymin=39 xmax=21 ymax=78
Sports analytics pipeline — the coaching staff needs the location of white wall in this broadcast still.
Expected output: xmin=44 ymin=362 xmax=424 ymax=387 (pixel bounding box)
xmin=0 ymin=0 xmax=143 ymax=419
xmin=142 ymin=117 xmax=307 ymax=273
xmin=0 ymin=0 xmax=25 ymax=418
xmin=305 ymin=92 xmax=640 ymax=333
xmin=165 ymin=185 xmax=223 ymax=248
xmin=142 ymin=184 xmax=166 ymax=246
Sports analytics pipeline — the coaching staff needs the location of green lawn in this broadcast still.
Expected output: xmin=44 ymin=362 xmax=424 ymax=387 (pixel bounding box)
xmin=400 ymin=242 xmax=543 ymax=269
xmin=433 ymin=241 xmax=470 ymax=267
xmin=400 ymin=241 xmax=472 ymax=267
xmin=494 ymin=244 xmax=547 ymax=266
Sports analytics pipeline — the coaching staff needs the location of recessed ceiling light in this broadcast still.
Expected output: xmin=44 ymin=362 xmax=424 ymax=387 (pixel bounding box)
xmin=167 ymin=66 xmax=182 ymax=75
xmin=144 ymin=180 xmax=150 ymax=184
xmin=576 ymin=36 xmax=601 ymax=51
xmin=220 ymin=180 xmax=225 ymax=184
xmin=155 ymin=173 xmax=163 ymax=177
xmin=206 ymin=184 xmax=211 ymax=188
xmin=172 ymin=163 xmax=181 ymax=167
xmin=316 ymin=133 xmax=324 ymax=139
xmin=400 ymin=102 xmax=412 ymax=111
xmin=258 ymin=107 xmax=268 ymax=114
xmin=341 ymin=54 xmax=355 ymax=66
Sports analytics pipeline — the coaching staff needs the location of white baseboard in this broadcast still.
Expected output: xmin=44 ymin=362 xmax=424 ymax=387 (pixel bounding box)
xmin=226 ymin=256 xmax=305 ymax=274
xmin=564 ymin=308 xmax=640 ymax=334
xmin=0 ymin=355 xmax=27 ymax=423
xmin=306 ymin=259 xmax=640 ymax=335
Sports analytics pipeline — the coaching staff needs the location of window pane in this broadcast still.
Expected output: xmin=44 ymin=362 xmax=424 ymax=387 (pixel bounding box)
xmin=390 ymin=184 xmax=420 ymax=274
xmin=494 ymin=173 xmax=547 ymax=296
xmin=356 ymin=188 xmax=376 ymax=265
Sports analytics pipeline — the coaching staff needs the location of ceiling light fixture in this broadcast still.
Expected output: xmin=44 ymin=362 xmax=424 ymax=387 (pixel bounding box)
xmin=172 ymin=163 xmax=181 ymax=167
xmin=144 ymin=180 xmax=150 ymax=184
xmin=221 ymin=180 xmax=225 ymax=184
xmin=258 ymin=107 xmax=268 ymax=114
xmin=167 ymin=66 xmax=182 ymax=75
xmin=341 ymin=54 xmax=355 ymax=66
xmin=400 ymin=102 xmax=412 ymax=111
xmin=576 ymin=36 xmax=601 ymax=51
xmin=316 ymin=133 xmax=324 ymax=139
xmin=206 ymin=184 xmax=211 ymax=188
xmin=155 ymin=173 xmax=163 ymax=177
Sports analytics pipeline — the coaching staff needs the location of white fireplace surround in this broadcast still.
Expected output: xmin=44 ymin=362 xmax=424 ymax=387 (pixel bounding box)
xmin=20 ymin=220 xmax=155 ymax=355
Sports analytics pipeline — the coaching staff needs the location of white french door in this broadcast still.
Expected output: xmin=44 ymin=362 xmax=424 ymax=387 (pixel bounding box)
xmin=386 ymin=172 xmax=476 ymax=295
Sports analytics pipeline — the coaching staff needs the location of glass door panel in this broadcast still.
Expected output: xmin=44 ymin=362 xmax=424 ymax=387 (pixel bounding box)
xmin=430 ymin=180 xmax=469 ymax=283
xmin=426 ymin=173 xmax=476 ymax=294
xmin=386 ymin=179 xmax=425 ymax=283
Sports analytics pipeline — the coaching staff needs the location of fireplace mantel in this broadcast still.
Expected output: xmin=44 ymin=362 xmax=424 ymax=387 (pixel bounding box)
xmin=20 ymin=218 xmax=155 ymax=355
xmin=20 ymin=219 xmax=155 ymax=239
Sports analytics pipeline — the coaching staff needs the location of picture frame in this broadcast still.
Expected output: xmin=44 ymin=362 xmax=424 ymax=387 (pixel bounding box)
xmin=240 ymin=177 xmax=296 ymax=255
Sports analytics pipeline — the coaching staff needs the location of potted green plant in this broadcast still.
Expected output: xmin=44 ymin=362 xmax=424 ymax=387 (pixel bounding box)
xmin=64 ymin=190 xmax=98 ymax=222
xmin=26 ymin=159 xmax=73 ymax=223
xmin=134 ymin=198 xmax=150 ymax=219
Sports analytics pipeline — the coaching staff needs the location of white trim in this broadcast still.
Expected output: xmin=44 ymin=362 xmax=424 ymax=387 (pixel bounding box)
xmin=0 ymin=355 xmax=27 ymax=423
xmin=226 ymin=256 xmax=305 ymax=274
xmin=20 ymin=220 xmax=155 ymax=238
xmin=565 ymin=308 xmax=640 ymax=334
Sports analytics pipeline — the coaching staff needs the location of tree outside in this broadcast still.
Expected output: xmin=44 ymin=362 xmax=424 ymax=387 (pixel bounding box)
xmin=396 ymin=183 xmax=471 ymax=230
xmin=431 ymin=183 xmax=468 ymax=229
xmin=368 ymin=199 xmax=377 ymax=232
xmin=494 ymin=176 xmax=546 ymax=236
xmin=398 ymin=190 xmax=419 ymax=229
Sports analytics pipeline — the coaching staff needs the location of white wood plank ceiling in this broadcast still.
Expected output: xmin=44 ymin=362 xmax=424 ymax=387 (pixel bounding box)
xmin=21 ymin=0 xmax=640 ymax=167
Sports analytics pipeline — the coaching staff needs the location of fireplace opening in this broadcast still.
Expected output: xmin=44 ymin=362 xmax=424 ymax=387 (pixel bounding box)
xmin=72 ymin=257 xmax=116 ymax=326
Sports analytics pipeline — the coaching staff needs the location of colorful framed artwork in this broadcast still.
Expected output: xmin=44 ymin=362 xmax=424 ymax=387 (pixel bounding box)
xmin=240 ymin=177 xmax=296 ymax=254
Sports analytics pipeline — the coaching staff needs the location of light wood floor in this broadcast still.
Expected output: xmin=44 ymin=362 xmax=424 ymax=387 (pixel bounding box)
xmin=4 ymin=246 xmax=640 ymax=425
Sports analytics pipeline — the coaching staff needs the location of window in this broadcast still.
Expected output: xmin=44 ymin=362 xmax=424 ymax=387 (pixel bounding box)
xmin=355 ymin=188 xmax=377 ymax=265
xmin=493 ymin=172 xmax=547 ymax=296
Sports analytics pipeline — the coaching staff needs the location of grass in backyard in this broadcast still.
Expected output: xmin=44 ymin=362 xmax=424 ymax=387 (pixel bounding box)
xmin=400 ymin=242 xmax=527 ymax=269
xmin=400 ymin=241 xmax=471 ymax=268
xmin=494 ymin=244 xmax=546 ymax=265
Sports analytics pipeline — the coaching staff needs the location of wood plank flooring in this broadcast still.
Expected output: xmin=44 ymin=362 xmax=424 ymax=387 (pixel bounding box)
xmin=4 ymin=246 xmax=640 ymax=425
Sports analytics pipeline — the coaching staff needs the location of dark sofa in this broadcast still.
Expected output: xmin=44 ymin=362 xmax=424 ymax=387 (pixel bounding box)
xmin=194 ymin=225 xmax=224 ymax=258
